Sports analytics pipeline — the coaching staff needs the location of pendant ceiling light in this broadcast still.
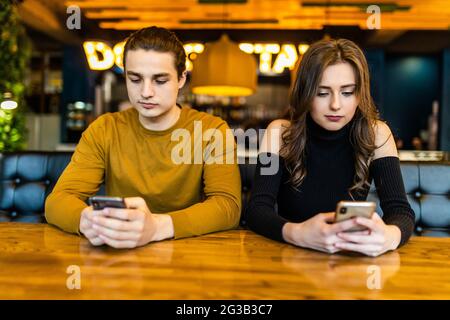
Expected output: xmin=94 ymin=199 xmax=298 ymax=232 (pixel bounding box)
xmin=191 ymin=34 xmax=257 ymax=97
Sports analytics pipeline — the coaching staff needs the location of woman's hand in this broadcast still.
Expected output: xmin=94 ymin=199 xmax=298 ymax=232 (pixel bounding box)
xmin=282 ymin=212 xmax=361 ymax=254
xmin=335 ymin=213 xmax=401 ymax=257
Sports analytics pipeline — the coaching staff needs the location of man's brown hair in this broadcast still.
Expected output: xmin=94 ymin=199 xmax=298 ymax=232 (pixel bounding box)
xmin=123 ymin=26 xmax=186 ymax=78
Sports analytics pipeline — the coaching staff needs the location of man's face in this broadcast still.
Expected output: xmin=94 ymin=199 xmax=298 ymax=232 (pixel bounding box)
xmin=125 ymin=49 xmax=186 ymax=121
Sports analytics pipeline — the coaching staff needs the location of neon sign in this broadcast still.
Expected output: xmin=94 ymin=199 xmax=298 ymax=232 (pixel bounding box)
xmin=83 ymin=41 xmax=309 ymax=74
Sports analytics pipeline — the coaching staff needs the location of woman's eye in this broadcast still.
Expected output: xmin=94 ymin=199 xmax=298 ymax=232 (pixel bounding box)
xmin=130 ymin=78 xmax=140 ymax=83
xmin=342 ymin=91 xmax=354 ymax=97
xmin=317 ymin=92 xmax=328 ymax=97
xmin=155 ymin=80 xmax=168 ymax=85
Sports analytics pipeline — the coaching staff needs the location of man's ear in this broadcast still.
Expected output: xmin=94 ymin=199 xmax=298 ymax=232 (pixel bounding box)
xmin=178 ymin=71 xmax=187 ymax=89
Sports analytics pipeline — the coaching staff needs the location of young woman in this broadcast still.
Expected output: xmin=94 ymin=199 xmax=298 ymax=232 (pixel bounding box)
xmin=245 ymin=38 xmax=415 ymax=257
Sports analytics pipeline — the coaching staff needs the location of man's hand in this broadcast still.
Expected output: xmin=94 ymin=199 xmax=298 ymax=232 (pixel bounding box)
xmin=84 ymin=197 xmax=174 ymax=249
xmin=79 ymin=206 xmax=105 ymax=246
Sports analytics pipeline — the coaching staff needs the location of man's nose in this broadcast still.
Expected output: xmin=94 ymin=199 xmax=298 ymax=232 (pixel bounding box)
xmin=141 ymin=80 xmax=155 ymax=99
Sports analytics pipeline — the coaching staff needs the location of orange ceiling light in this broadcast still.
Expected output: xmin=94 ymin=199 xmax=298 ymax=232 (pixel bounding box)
xmin=191 ymin=34 xmax=257 ymax=97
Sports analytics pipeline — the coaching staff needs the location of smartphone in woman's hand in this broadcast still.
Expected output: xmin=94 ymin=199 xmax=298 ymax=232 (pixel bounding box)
xmin=334 ymin=201 xmax=376 ymax=232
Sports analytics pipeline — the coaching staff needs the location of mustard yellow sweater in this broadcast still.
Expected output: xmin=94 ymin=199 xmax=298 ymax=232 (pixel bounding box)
xmin=45 ymin=106 xmax=241 ymax=239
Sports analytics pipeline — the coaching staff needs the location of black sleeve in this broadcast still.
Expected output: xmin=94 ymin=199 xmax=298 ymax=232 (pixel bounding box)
xmin=370 ymin=156 xmax=415 ymax=247
xmin=244 ymin=152 xmax=289 ymax=242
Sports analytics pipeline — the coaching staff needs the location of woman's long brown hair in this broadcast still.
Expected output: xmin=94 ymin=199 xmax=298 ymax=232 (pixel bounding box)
xmin=280 ymin=38 xmax=379 ymax=193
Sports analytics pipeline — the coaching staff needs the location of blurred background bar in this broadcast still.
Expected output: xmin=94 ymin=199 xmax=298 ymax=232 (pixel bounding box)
xmin=0 ymin=0 xmax=449 ymax=158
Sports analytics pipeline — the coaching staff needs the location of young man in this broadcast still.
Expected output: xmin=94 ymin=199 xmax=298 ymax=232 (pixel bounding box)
xmin=45 ymin=26 xmax=241 ymax=248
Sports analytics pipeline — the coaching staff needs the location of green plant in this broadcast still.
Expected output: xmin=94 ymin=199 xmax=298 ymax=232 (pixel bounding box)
xmin=0 ymin=0 xmax=31 ymax=151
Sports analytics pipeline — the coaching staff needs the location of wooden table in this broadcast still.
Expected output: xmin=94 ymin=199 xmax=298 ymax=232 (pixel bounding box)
xmin=0 ymin=223 xmax=449 ymax=299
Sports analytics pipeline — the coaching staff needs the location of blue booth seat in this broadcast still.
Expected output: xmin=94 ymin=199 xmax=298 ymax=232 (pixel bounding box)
xmin=1 ymin=151 xmax=449 ymax=237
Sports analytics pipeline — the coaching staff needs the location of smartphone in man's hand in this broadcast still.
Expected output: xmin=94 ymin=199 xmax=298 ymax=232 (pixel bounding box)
xmin=88 ymin=196 xmax=126 ymax=210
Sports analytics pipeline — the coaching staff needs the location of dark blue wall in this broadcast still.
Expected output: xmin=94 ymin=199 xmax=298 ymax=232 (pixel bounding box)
xmin=365 ymin=49 xmax=385 ymax=114
xmin=60 ymin=45 xmax=97 ymax=143
xmin=383 ymin=54 xmax=441 ymax=149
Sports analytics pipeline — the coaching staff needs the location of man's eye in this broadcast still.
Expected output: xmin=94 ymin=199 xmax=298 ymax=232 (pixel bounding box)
xmin=342 ymin=91 xmax=354 ymax=97
xmin=155 ymin=80 xmax=168 ymax=85
xmin=317 ymin=92 xmax=328 ymax=97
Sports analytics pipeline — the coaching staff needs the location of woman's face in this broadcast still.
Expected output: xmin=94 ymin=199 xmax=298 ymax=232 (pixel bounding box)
xmin=310 ymin=62 xmax=359 ymax=131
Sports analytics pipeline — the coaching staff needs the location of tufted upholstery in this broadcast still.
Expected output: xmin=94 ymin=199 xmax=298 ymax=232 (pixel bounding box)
xmin=0 ymin=152 xmax=74 ymax=223
xmin=1 ymin=152 xmax=449 ymax=236
xmin=367 ymin=162 xmax=450 ymax=237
